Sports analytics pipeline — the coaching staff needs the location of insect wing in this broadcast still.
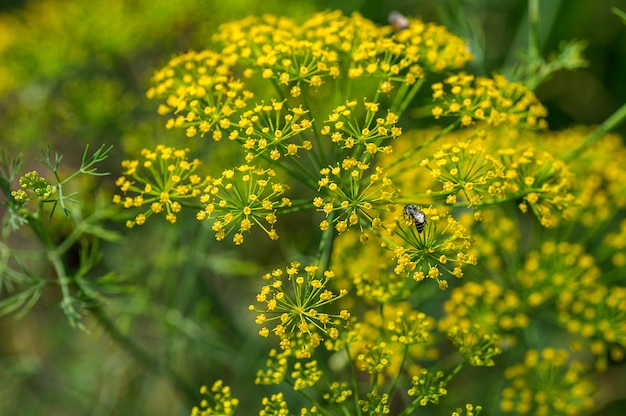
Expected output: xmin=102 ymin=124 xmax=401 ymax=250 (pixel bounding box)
xmin=388 ymin=11 xmax=410 ymax=31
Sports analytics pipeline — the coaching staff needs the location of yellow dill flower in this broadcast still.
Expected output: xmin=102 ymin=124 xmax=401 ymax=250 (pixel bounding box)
xmin=237 ymin=102 xmax=314 ymax=162
xmin=392 ymin=206 xmax=475 ymax=289
xmin=447 ymin=325 xmax=501 ymax=367
xmin=316 ymin=161 xmax=396 ymax=233
xmin=191 ymin=380 xmax=239 ymax=416
xmin=500 ymin=349 xmax=594 ymax=415
xmin=249 ymin=263 xmax=349 ymax=357
xmin=432 ymin=73 xmax=547 ymax=131
xmin=439 ymin=280 xmax=528 ymax=340
xmin=147 ymin=49 xmax=254 ymax=140
xmin=516 ymin=242 xmax=600 ymax=309
xmin=348 ymin=303 xmax=438 ymax=382
xmin=557 ymin=283 xmax=626 ymax=371
xmin=113 ymin=145 xmax=209 ymax=227
xmin=198 ymin=165 xmax=289 ymax=243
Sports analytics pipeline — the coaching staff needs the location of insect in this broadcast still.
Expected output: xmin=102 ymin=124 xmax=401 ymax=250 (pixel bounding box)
xmin=403 ymin=204 xmax=426 ymax=233
xmin=388 ymin=11 xmax=410 ymax=31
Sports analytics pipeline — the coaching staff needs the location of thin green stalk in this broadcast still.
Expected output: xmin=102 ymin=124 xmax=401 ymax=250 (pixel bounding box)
xmin=392 ymin=78 xmax=425 ymax=117
xmin=385 ymin=344 xmax=409 ymax=398
xmin=300 ymin=88 xmax=327 ymax=169
xmin=527 ymin=0 xmax=541 ymax=62
xmin=90 ymin=305 xmax=199 ymax=404
xmin=564 ymin=101 xmax=626 ymax=161
xmin=344 ymin=343 xmax=364 ymax=416
xmin=315 ymin=211 xmax=335 ymax=272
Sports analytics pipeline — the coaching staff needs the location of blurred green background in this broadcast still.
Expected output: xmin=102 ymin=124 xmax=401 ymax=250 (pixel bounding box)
xmin=0 ymin=0 xmax=625 ymax=415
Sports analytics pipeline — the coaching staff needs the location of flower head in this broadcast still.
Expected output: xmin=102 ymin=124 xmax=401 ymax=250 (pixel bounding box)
xmin=250 ymin=262 xmax=349 ymax=358
xmin=197 ymin=164 xmax=289 ymax=243
xmin=113 ymin=145 xmax=209 ymax=227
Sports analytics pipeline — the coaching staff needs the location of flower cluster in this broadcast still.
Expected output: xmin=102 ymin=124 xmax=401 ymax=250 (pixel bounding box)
xmin=146 ymin=49 xmax=254 ymax=141
xmin=211 ymin=10 xmax=471 ymax=99
xmin=320 ymin=100 xmax=401 ymax=152
xmin=516 ymin=242 xmax=600 ymax=309
xmin=259 ymin=392 xmax=290 ymax=416
xmin=389 ymin=206 xmax=476 ymax=290
xmin=315 ymin=160 xmax=396 ymax=234
xmin=452 ymin=404 xmax=483 ymax=416
xmin=500 ymin=349 xmax=595 ymax=415
xmin=249 ymin=263 xmax=349 ymax=358
xmin=196 ymin=164 xmax=290 ymax=243
xmin=191 ymin=380 xmax=239 ymax=416
xmin=109 ymin=7 xmax=626 ymax=416
xmin=238 ymin=101 xmax=314 ymax=162
xmin=350 ymin=303 xmax=438 ymax=380
xmin=420 ymin=137 xmax=575 ymax=226
xmin=446 ymin=325 xmax=501 ymax=367
xmin=11 ymin=171 xmax=52 ymax=201
xmin=558 ymin=284 xmax=626 ymax=371
xmin=113 ymin=145 xmax=210 ymax=227
xmin=438 ymin=280 xmax=529 ymax=341
xmin=329 ymin=230 xmax=412 ymax=302
xmin=407 ymin=368 xmax=448 ymax=406
xmin=431 ymin=73 xmax=548 ymax=130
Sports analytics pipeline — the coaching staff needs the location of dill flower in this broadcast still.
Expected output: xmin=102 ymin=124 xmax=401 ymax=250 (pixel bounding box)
xmin=316 ymin=160 xmax=396 ymax=234
xmin=421 ymin=140 xmax=494 ymax=207
xmin=359 ymin=389 xmax=390 ymax=414
xmin=516 ymin=242 xmax=600 ymax=309
xmin=191 ymin=380 xmax=239 ymax=416
xmin=11 ymin=171 xmax=52 ymax=201
xmin=350 ymin=303 xmax=438 ymax=380
xmin=255 ymin=348 xmax=289 ymax=386
xmin=238 ymin=102 xmax=314 ymax=162
xmin=391 ymin=206 xmax=475 ymax=290
xmin=500 ymin=349 xmax=595 ymax=415
xmin=562 ymin=129 xmax=626 ymax=225
xmin=249 ymin=262 xmax=349 ymax=358
xmin=431 ymin=73 xmax=548 ymax=131
xmin=259 ymin=392 xmax=290 ymax=416
xmin=557 ymin=284 xmax=626 ymax=371
xmin=291 ymin=360 xmax=323 ymax=391
xmin=329 ymin=230 xmax=411 ymax=303
xmin=438 ymin=280 xmax=528 ymax=340
xmin=446 ymin=325 xmax=501 ymax=367
xmin=197 ymin=164 xmax=290 ymax=243
xmin=407 ymin=368 xmax=448 ymax=406
xmin=322 ymin=381 xmax=353 ymax=405
xmin=146 ymin=49 xmax=254 ymax=141
xmin=452 ymin=404 xmax=483 ymax=416
xmin=113 ymin=145 xmax=210 ymax=227
xmin=420 ymin=137 xmax=576 ymax=226
xmin=494 ymin=146 xmax=575 ymax=227
xmin=321 ymin=100 xmax=401 ymax=152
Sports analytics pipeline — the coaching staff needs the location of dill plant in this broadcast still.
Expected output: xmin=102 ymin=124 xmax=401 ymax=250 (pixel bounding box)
xmin=2 ymin=5 xmax=626 ymax=416
xmin=108 ymin=9 xmax=626 ymax=415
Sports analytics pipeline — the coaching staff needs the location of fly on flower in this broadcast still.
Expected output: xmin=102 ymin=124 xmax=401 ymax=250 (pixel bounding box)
xmin=403 ymin=204 xmax=426 ymax=233
xmin=388 ymin=11 xmax=410 ymax=31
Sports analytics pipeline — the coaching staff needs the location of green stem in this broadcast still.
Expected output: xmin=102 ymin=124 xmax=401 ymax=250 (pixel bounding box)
xmin=90 ymin=305 xmax=199 ymax=404
xmin=527 ymin=0 xmax=541 ymax=62
xmin=392 ymin=78 xmax=425 ymax=117
xmin=316 ymin=211 xmax=335 ymax=272
xmin=344 ymin=343 xmax=364 ymax=416
xmin=564 ymin=101 xmax=626 ymax=161
xmin=385 ymin=344 xmax=409 ymax=399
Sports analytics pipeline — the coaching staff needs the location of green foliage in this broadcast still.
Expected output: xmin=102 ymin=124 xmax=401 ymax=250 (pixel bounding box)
xmin=0 ymin=145 xmax=122 ymax=329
